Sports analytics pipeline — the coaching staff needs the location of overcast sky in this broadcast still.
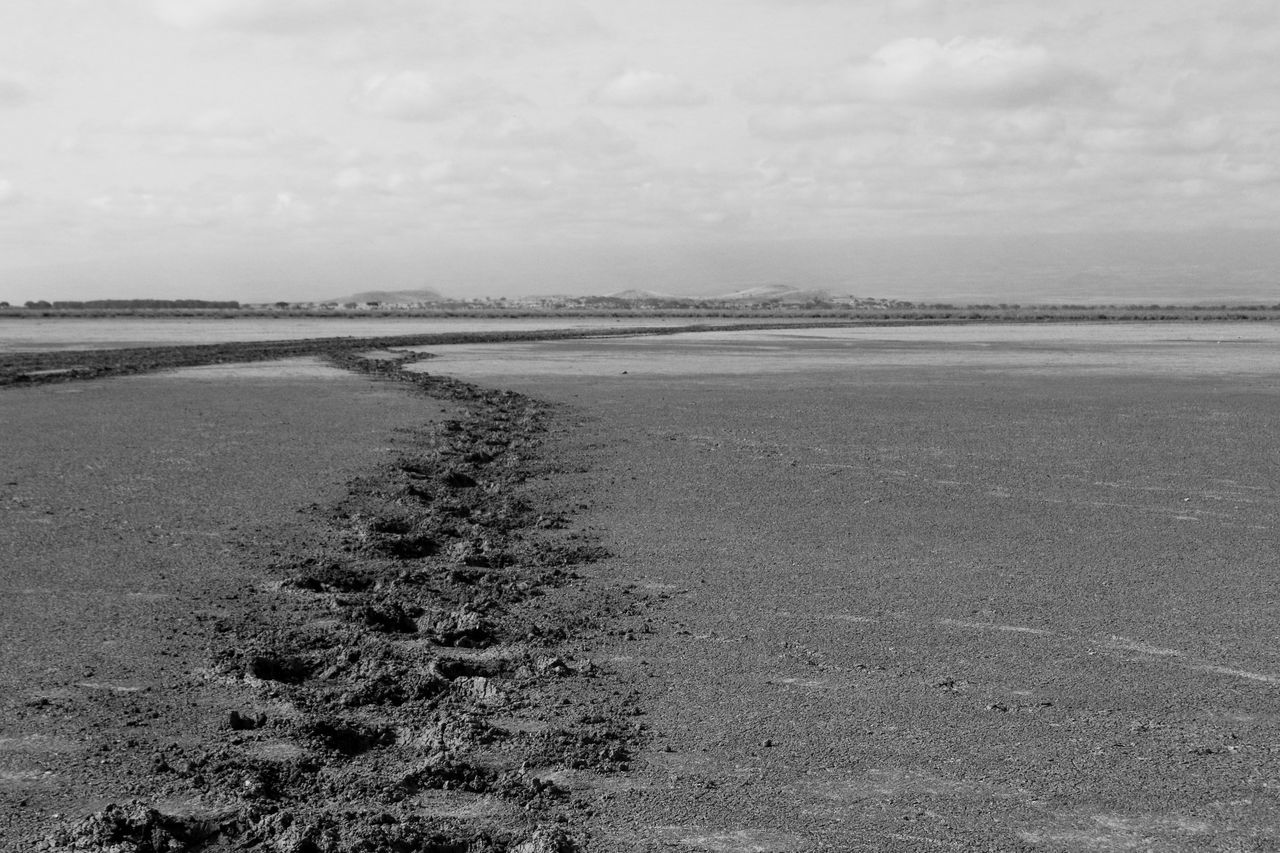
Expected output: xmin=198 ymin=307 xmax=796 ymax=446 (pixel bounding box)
xmin=2 ymin=0 xmax=1279 ymax=303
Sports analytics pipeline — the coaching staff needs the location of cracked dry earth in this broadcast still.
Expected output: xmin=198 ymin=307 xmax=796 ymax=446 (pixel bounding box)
xmin=2 ymin=355 xmax=646 ymax=852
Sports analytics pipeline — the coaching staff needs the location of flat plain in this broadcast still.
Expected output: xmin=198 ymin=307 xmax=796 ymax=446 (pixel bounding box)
xmin=2 ymin=322 xmax=1279 ymax=851
xmin=428 ymin=323 xmax=1280 ymax=851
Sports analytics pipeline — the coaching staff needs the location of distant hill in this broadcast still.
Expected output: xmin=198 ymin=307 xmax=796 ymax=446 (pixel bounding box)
xmin=605 ymin=289 xmax=682 ymax=301
xmin=327 ymin=288 xmax=445 ymax=304
xmin=714 ymin=284 xmax=835 ymax=303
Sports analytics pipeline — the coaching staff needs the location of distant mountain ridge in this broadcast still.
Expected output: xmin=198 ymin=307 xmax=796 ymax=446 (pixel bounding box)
xmin=601 ymin=284 xmax=840 ymax=303
xmin=604 ymin=288 xmax=680 ymax=300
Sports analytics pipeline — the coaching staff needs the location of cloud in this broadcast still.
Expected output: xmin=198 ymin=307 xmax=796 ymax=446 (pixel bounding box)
xmin=0 ymin=179 xmax=21 ymax=206
xmin=743 ymin=36 xmax=1097 ymax=110
xmin=748 ymin=105 xmax=903 ymax=140
xmin=459 ymin=113 xmax=636 ymax=161
xmin=352 ymin=72 xmax=518 ymax=121
xmin=75 ymin=111 xmax=330 ymax=160
xmin=152 ymin=0 xmax=603 ymax=61
xmin=853 ymin=37 xmax=1099 ymax=107
xmin=1081 ymin=115 xmax=1233 ymax=158
xmin=152 ymin=0 xmax=378 ymax=32
xmin=593 ymin=70 xmax=707 ymax=108
xmin=0 ymin=72 xmax=29 ymax=106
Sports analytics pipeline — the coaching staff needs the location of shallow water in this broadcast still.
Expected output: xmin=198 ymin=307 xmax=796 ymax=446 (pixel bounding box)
xmin=0 ymin=315 xmax=713 ymax=352
xmin=412 ymin=322 xmax=1280 ymax=379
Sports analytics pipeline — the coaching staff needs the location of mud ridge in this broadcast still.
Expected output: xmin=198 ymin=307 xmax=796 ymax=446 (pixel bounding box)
xmin=39 ymin=354 xmax=644 ymax=852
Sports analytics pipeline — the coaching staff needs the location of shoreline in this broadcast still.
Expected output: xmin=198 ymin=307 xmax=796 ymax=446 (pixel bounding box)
xmin=7 ymin=314 xmax=1280 ymax=386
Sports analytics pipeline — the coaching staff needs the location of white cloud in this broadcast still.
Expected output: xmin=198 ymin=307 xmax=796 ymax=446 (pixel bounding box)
xmin=748 ymin=104 xmax=902 ymax=140
xmin=74 ymin=111 xmax=330 ymax=160
xmin=593 ymin=69 xmax=707 ymax=108
xmin=151 ymin=0 xmax=602 ymax=62
xmin=152 ymin=0 xmax=377 ymax=32
xmin=459 ymin=113 xmax=637 ymax=161
xmin=0 ymin=178 xmax=21 ymax=205
xmin=743 ymin=36 xmax=1096 ymax=110
xmin=352 ymin=72 xmax=517 ymax=121
xmin=845 ymin=37 xmax=1094 ymax=107
xmin=0 ymin=72 xmax=29 ymax=106
xmin=331 ymin=165 xmax=413 ymax=194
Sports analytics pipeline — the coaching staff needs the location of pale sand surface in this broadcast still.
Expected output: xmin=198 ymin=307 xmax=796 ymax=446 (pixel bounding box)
xmin=427 ymin=325 xmax=1280 ymax=851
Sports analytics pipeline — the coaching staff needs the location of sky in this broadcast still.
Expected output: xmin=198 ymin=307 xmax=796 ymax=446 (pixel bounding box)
xmin=2 ymin=0 xmax=1279 ymax=304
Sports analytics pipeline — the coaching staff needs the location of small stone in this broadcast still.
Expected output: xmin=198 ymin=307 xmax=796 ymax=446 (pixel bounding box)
xmin=761 ymin=738 xmax=773 ymax=748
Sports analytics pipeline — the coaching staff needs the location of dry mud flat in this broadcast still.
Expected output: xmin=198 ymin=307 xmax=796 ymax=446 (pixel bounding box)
xmin=427 ymin=326 xmax=1280 ymax=852
xmin=6 ymin=324 xmax=1280 ymax=852
xmin=1 ymin=355 xmax=648 ymax=851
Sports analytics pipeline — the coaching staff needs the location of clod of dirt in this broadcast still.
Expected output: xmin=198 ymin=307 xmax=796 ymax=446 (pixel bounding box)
xmin=345 ymin=599 xmax=421 ymax=633
xmin=284 ymin=562 xmax=375 ymax=594
xmin=41 ymin=802 xmax=240 ymax=853
xmin=397 ymin=752 xmax=504 ymax=795
xmin=247 ymin=654 xmax=312 ymax=684
xmin=364 ymin=515 xmax=441 ymax=559
xmin=228 ymin=710 xmax=268 ymax=731
xmin=423 ymin=608 xmax=495 ymax=648
xmin=303 ymin=718 xmax=394 ymax=756
xmin=535 ymin=657 xmax=573 ymax=678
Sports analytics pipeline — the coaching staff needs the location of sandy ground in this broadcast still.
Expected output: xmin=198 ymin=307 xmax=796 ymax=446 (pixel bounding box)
xmin=428 ymin=327 xmax=1280 ymax=851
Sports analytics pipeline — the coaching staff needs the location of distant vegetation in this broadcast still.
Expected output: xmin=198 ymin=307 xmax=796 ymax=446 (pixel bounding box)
xmin=4 ymin=294 xmax=1280 ymax=323
xmin=21 ymin=299 xmax=241 ymax=310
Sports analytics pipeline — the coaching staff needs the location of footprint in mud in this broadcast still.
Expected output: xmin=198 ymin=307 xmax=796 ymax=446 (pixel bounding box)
xmin=302 ymin=717 xmax=395 ymax=756
xmin=442 ymin=468 xmax=478 ymax=489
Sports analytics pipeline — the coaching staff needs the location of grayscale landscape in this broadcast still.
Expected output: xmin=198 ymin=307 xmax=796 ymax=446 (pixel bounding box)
xmin=4 ymin=1 xmax=1280 ymax=850
xmin=3 ymin=320 xmax=1280 ymax=851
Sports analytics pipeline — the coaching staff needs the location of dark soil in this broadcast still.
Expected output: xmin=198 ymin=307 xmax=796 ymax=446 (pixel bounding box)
xmin=1 ymin=352 xmax=648 ymax=852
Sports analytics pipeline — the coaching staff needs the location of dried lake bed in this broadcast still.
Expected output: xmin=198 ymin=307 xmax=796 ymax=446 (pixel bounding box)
xmin=418 ymin=323 xmax=1280 ymax=851
xmin=3 ymin=321 xmax=1279 ymax=851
